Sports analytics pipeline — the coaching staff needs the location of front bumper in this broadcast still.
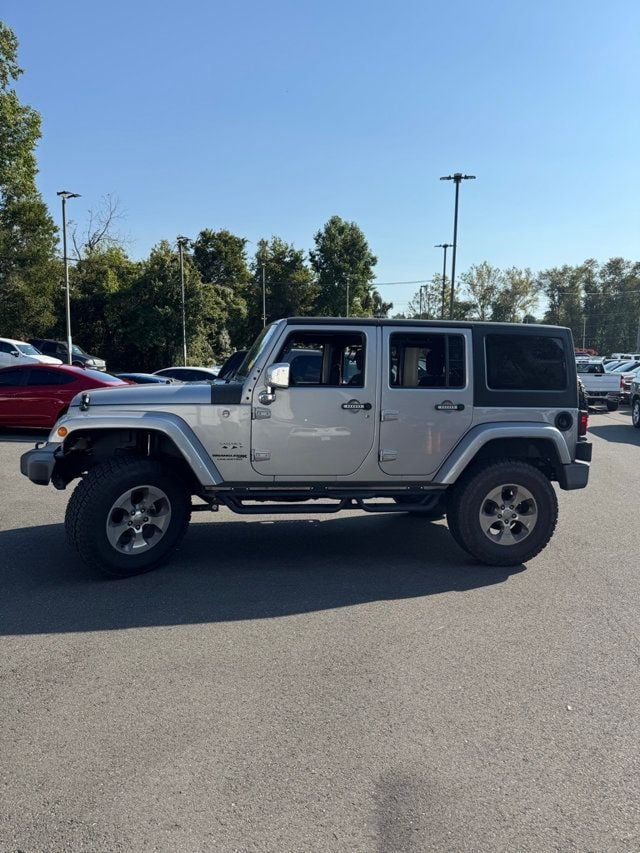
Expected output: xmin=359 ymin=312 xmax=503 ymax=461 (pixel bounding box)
xmin=20 ymin=443 xmax=59 ymax=485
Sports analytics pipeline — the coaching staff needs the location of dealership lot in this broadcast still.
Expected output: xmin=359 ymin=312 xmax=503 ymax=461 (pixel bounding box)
xmin=1 ymin=412 xmax=639 ymax=852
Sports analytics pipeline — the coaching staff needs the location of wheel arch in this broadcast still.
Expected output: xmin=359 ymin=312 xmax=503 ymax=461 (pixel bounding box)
xmin=435 ymin=423 xmax=571 ymax=485
xmin=51 ymin=414 xmax=222 ymax=490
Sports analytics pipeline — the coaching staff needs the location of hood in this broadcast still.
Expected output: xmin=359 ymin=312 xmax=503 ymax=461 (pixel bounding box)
xmin=70 ymin=383 xmax=214 ymax=409
xmin=33 ymin=354 xmax=63 ymax=365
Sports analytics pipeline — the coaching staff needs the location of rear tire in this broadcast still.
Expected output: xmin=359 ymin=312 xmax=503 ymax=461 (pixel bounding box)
xmin=65 ymin=457 xmax=191 ymax=578
xmin=448 ymin=459 xmax=558 ymax=566
xmin=606 ymin=400 xmax=619 ymax=412
xmin=633 ymin=398 xmax=640 ymax=428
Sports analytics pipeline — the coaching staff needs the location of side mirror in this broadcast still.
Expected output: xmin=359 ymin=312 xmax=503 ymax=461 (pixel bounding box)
xmin=258 ymin=363 xmax=290 ymax=405
xmin=266 ymin=363 xmax=290 ymax=389
xmin=11 ymin=350 xmax=19 ymax=357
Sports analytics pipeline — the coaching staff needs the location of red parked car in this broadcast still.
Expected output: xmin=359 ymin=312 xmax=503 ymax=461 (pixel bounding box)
xmin=0 ymin=364 xmax=129 ymax=428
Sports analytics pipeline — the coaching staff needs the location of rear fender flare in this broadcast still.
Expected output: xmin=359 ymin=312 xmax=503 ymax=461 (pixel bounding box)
xmin=434 ymin=422 xmax=572 ymax=485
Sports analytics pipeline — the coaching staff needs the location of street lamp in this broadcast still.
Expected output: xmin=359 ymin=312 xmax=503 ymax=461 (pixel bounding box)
xmin=177 ymin=236 xmax=189 ymax=366
xmin=57 ymin=190 xmax=81 ymax=364
xmin=435 ymin=243 xmax=453 ymax=319
xmin=440 ymin=173 xmax=476 ymax=318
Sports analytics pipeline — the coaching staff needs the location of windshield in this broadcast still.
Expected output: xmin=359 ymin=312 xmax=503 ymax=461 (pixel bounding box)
xmin=85 ymin=370 xmax=123 ymax=383
xmin=577 ymin=363 xmax=604 ymax=374
xmin=611 ymin=361 xmax=640 ymax=372
xmin=17 ymin=344 xmax=41 ymax=355
xmin=232 ymin=324 xmax=280 ymax=381
xmin=72 ymin=344 xmax=88 ymax=356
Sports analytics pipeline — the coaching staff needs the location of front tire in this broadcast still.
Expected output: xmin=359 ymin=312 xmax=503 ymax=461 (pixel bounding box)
xmin=65 ymin=457 xmax=191 ymax=578
xmin=448 ymin=460 xmax=558 ymax=566
xmin=632 ymin=397 xmax=640 ymax=428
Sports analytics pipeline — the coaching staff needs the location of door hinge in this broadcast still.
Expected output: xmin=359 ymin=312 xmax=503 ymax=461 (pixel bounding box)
xmin=381 ymin=409 xmax=399 ymax=422
xmin=379 ymin=449 xmax=398 ymax=462
xmin=252 ymin=450 xmax=271 ymax=462
xmin=252 ymin=407 xmax=271 ymax=420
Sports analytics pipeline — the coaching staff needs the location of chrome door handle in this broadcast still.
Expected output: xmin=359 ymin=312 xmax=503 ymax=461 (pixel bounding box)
xmin=341 ymin=400 xmax=371 ymax=411
xmin=435 ymin=401 xmax=465 ymax=411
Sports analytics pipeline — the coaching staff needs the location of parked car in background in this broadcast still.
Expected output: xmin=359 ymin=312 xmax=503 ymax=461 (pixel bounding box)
xmin=617 ymin=365 xmax=640 ymax=403
xmin=610 ymin=352 xmax=640 ymax=361
xmin=29 ymin=339 xmax=107 ymax=371
xmin=116 ymin=373 xmax=175 ymax=385
xmin=576 ymin=361 xmax=621 ymax=410
xmin=630 ymin=376 xmax=640 ymax=427
xmin=216 ymin=350 xmax=248 ymax=382
xmin=0 ymin=337 xmax=62 ymax=367
xmin=0 ymin=365 xmax=128 ymax=428
xmin=154 ymin=367 xmax=219 ymax=383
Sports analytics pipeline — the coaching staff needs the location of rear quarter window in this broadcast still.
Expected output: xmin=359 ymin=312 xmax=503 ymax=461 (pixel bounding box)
xmin=485 ymin=334 xmax=568 ymax=391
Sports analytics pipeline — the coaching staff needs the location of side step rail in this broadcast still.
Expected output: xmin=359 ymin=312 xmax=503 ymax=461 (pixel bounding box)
xmin=220 ymin=496 xmax=350 ymax=515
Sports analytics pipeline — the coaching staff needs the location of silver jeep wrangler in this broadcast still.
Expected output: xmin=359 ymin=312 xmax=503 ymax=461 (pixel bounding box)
xmin=21 ymin=318 xmax=592 ymax=577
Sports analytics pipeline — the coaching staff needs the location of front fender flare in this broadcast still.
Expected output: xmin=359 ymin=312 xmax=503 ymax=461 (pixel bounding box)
xmin=53 ymin=410 xmax=223 ymax=486
xmin=434 ymin=422 xmax=572 ymax=485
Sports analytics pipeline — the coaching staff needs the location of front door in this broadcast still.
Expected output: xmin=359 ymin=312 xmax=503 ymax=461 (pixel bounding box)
xmin=378 ymin=327 xmax=473 ymax=476
xmin=251 ymin=326 xmax=377 ymax=477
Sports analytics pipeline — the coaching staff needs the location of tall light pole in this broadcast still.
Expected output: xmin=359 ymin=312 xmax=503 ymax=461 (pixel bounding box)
xmin=440 ymin=173 xmax=476 ymax=318
xmin=435 ymin=243 xmax=452 ymax=319
xmin=177 ymin=236 xmax=189 ymax=366
xmin=262 ymin=262 xmax=267 ymax=328
xmin=57 ymin=190 xmax=81 ymax=364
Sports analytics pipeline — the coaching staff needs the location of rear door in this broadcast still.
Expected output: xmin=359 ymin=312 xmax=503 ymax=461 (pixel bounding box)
xmin=378 ymin=327 xmax=473 ymax=476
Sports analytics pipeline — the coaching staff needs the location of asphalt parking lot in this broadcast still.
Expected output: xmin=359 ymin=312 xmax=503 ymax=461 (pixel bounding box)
xmin=1 ymin=410 xmax=639 ymax=853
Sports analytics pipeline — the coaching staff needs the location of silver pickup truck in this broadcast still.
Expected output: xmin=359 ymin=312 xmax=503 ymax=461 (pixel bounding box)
xmin=576 ymin=362 xmax=620 ymax=411
xmin=21 ymin=318 xmax=592 ymax=578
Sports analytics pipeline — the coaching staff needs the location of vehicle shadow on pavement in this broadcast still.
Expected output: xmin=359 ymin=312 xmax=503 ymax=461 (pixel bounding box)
xmin=588 ymin=423 xmax=640 ymax=445
xmin=0 ymin=514 xmax=525 ymax=636
xmin=0 ymin=429 xmax=48 ymax=443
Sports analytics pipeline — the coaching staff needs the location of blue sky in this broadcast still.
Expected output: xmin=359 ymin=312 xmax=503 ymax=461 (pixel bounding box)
xmin=4 ymin=0 xmax=639 ymax=313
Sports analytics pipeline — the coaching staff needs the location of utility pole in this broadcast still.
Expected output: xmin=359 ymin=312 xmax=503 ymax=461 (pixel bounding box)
xmin=419 ymin=286 xmax=423 ymax=319
xmin=636 ymin=315 xmax=640 ymax=352
xmin=440 ymin=173 xmax=476 ymax=318
xmin=262 ymin=263 xmax=267 ymax=328
xmin=177 ymin=236 xmax=189 ymax=366
xmin=57 ymin=190 xmax=81 ymax=364
xmin=435 ymin=243 xmax=452 ymax=319
xmin=582 ymin=317 xmax=586 ymax=351
xmin=346 ymin=279 xmax=350 ymax=318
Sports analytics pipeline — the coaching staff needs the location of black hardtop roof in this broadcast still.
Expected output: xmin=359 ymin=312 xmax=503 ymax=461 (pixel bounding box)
xmin=285 ymin=317 xmax=569 ymax=333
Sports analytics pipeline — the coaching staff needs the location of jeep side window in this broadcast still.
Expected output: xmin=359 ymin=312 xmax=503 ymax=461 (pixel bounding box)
xmin=486 ymin=334 xmax=567 ymax=391
xmin=389 ymin=333 xmax=465 ymax=388
xmin=276 ymin=333 xmax=365 ymax=387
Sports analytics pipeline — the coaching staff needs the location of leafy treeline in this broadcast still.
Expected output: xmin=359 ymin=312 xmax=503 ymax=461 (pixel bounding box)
xmin=1 ymin=21 xmax=639 ymax=370
xmin=400 ymin=259 xmax=640 ymax=355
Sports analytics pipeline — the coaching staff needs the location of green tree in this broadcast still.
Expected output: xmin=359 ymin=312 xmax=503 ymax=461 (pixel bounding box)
xmin=459 ymin=261 xmax=502 ymax=320
xmin=246 ymin=237 xmax=316 ymax=341
xmin=191 ymin=228 xmax=250 ymax=349
xmin=540 ymin=263 xmax=587 ymax=345
xmin=310 ymin=215 xmax=377 ymax=316
xmin=0 ymin=22 xmax=58 ymax=338
xmin=115 ymin=241 xmax=213 ymax=371
xmin=491 ymin=267 xmax=538 ymax=322
xmin=64 ymin=246 xmax=140 ymax=369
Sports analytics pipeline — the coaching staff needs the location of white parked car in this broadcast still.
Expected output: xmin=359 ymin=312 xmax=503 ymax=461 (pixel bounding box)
xmin=0 ymin=337 xmax=63 ymax=367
